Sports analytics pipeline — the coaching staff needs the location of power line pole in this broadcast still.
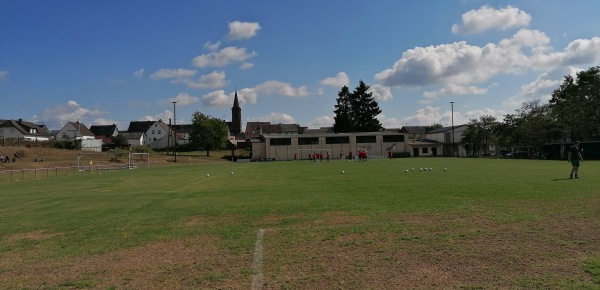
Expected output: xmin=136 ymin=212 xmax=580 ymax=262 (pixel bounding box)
xmin=172 ymin=101 xmax=178 ymax=162
xmin=450 ymin=101 xmax=455 ymax=157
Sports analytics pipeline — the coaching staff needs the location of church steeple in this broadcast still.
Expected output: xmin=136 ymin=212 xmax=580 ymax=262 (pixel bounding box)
xmin=231 ymin=90 xmax=241 ymax=135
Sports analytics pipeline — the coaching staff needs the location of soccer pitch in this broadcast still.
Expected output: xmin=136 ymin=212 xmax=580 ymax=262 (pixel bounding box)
xmin=1 ymin=158 xmax=599 ymax=289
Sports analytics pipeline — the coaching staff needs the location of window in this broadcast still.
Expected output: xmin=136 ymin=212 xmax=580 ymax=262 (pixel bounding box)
xmin=383 ymin=135 xmax=404 ymax=142
xmin=298 ymin=137 xmax=319 ymax=145
xmin=158 ymin=130 xmax=161 ymax=134
xmin=325 ymin=136 xmax=349 ymax=144
xmin=423 ymin=148 xmax=429 ymax=154
xmin=356 ymin=136 xmax=376 ymax=143
xmin=152 ymin=130 xmax=155 ymax=134
xmin=270 ymin=138 xmax=291 ymax=146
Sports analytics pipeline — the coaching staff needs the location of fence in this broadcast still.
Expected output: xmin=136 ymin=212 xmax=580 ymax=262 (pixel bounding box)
xmin=0 ymin=161 xmax=165 ymax=182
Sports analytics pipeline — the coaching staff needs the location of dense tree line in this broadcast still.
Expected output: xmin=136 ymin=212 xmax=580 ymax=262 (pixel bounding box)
xmin=461 ymin=66 xmax=600 ymax=156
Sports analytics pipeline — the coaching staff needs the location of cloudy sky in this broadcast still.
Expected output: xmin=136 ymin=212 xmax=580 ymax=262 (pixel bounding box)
xmin=1 ymin=0 xmax=599 ymax=130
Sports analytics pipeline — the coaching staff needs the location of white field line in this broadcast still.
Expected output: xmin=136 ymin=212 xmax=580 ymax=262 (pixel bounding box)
xmin=251 ymin=228 xmax=265 ymax=290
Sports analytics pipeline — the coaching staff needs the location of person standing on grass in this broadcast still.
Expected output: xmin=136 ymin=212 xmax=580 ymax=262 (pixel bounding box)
xmin=568 ymin=141 xmax=583 ymax=179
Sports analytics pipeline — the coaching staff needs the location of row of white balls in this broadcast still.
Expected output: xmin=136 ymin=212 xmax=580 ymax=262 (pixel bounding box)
xmin=405 ymin=168 xmax=448 ymax=172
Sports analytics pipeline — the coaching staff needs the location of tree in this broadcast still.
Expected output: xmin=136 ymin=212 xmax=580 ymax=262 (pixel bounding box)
xmin=461 ymin=115 xmax=499 ymax=156
xmin=111 ymin=134 xmax=128 ymax=148
xmin=426 ymin=123 xmax=443 ymax=132
xmin=351 ymin=81 xmax=383 ymax=132
xmin=190 ymin=112 xmax=229 ymax=157
xmin=550 ymin=66 xmax=600 ymax=141
xmin=333 ymin=86 xmax=352 ymax=133
xmin=332 ymin=81 xmax=382 ymax=132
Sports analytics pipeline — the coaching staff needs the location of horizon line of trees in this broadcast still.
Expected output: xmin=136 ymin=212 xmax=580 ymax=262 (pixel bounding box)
xmin=462 ymin=66 xmax=600 ymax=156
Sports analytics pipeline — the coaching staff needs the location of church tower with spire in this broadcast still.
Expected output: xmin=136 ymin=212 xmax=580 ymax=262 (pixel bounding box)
xmin=230 ymin=90 xmax=242 ymax=135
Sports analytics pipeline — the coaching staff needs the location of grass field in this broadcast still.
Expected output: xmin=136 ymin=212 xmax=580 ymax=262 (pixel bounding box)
xmin=1 ymin=157 xmax=599 ymax=289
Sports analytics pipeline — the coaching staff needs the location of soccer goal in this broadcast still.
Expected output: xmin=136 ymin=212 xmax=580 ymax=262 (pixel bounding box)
xmin=297 ymin=148 xmax=332 ymax=161
xmin=129 ymin=153 xmax=150 ymax=169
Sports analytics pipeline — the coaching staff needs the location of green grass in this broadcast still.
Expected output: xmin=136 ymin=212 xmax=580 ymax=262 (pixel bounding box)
xmin=1 ymin=158 xmax=599 ymax=289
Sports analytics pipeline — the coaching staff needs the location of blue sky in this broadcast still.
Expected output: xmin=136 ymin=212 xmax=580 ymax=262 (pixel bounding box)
xmin=1 ymin=0 xmax=600 ymax=131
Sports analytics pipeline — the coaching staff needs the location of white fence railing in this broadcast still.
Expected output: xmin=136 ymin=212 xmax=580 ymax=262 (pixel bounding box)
xmin=0 ymin=161 xmax=165 ymax=182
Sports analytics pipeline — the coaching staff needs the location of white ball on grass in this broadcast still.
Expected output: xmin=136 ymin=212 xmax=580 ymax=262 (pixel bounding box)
xmin=206 ymin=173 xmax=210 ymax=177
xmin=341 ymin=170 xmax=345 ymax=174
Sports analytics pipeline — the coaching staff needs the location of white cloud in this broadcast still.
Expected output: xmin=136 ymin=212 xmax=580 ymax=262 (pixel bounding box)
xmin=240 ymin=62 xmax=254 ymax=69
xmin=400 ymin=106 xmax=445 ymax=126
xmin=38 ymin=101 xmax=106 ymax=126
xmin=178 ymin=71 xmax=228 ymax=89
xmin=140 ymin=110 xmax=173 ymax=122
xmin=202 ymin=90 xmax=231 ymax=107
xmin=258 ymin=112 xmax=295 ymax=124
xmin=374 ymin=30 xmax=600 ymax=95
xmin=133 ymin=68 xmax=144 ymax=78
xmin=308 ymin=115 xmax=334 ymax=129
xmin=192 ymin=46 xmax=256 ymax=68
xmin=503 ymin=66 xmax=581 ymax=108
xmin=452 ymin=5 xmax=531 ymax=35
xmin=150 ymin=68 xmax=197 ymax=80
xmin=370 ymin=84 xmax=393 ymax=101
xmin=255 ymin=80 xmax=309 ymax=97
xmin=423 ymin=84 xmax=487 ymax=99
xmin=562 ymin=37 xmax=600 ymax=65
xmin=375 ymin=41 xmax=505 ymax=86
xmin=204 ymin=41 xmax=221 ymax=51
xmin=168 ymin=92 xmax=200 ymax=106
xmin=226 ymin=21 xmax=261 ymax=40
xmin=398 ymin=106 xmax=506 ymax=126
xmin=320 ymin=72 xmax=350 ymax=88
xmin=499 ymin=29 xmax=550 ymax=49
xmin=0 ymin=71 xmax=9 ymax=80
xmin=202 ymin=80 xmax=309 ymax=108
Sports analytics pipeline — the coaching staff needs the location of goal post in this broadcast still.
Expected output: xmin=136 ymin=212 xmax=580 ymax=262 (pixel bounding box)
xmin=297 ymin=148 xmax=332 ymax=161
xmin=130 ymin=153 xmax=150 ymax=169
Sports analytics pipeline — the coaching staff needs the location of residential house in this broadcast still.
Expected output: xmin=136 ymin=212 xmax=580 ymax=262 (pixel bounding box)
xmin=119 ymin=131 xmax=146 ymax=147
xmin=0 ymin=119 xmax=53 ymax=141
xmin=90 ymin=124 xmax=119 ymax=144
xmin=171 ymin=124 xmax=192 ymax=146
xmin=126 ymin=120 xmax=170 ymax=149
xmin=56 ymin=121 xmax=96 ymax=140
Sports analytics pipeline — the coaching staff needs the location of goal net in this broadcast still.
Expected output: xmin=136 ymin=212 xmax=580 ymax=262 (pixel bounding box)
xmin=297 ymin=148 xmax=332 ymax=161
xmin=130 ymin=153 xmax=150 ymax=169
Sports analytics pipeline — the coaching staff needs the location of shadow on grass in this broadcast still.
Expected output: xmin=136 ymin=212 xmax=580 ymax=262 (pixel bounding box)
xmin=552 ymin=178 xmax=576 ymax=181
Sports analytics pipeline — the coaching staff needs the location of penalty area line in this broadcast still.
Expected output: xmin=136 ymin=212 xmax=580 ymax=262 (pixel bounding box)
xmin=251 ymin=228 xmax=265 ymax=290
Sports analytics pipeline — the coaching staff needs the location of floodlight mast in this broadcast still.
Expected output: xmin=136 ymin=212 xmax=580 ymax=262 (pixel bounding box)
xmin=450 ymin=101 xmax=455 ymax=157
xmin=172 ymin=101 xmax=178 ymax=162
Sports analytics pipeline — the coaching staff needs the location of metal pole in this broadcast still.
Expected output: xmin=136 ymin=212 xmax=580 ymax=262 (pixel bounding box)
xmin=450 ymin=101 xmax=455 ymax=157
xmin=172 ymin=101 xmax=178 ymax=162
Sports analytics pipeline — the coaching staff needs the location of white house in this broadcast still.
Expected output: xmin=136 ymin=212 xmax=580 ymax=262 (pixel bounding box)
xmin=119 ymin=131 xmax=146 ymax=147
xmin=56 ymin=121 xmax=96 ymax=140
xmin=126 ymin=120 xmax=171 ymax=149
xmin=0 ymin=119 xmax=52 ymax=141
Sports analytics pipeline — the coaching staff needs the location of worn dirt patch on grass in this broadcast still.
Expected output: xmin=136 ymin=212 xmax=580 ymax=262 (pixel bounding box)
xmin=0 ymin=234 xmax=253 ymax=289
xmin=258 ymin=212 xmax=600 ymax=289
xmin=6 ymin=230 xmax=62 ymax=242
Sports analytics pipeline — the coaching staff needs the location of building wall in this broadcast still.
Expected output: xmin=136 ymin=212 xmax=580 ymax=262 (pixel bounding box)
xmin=253 ymin=133 xmax=408 ymax=161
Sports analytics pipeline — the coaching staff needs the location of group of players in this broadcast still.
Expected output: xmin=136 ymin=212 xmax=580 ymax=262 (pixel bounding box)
xmin=307 ymin=152 xmax=330 ymax=162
